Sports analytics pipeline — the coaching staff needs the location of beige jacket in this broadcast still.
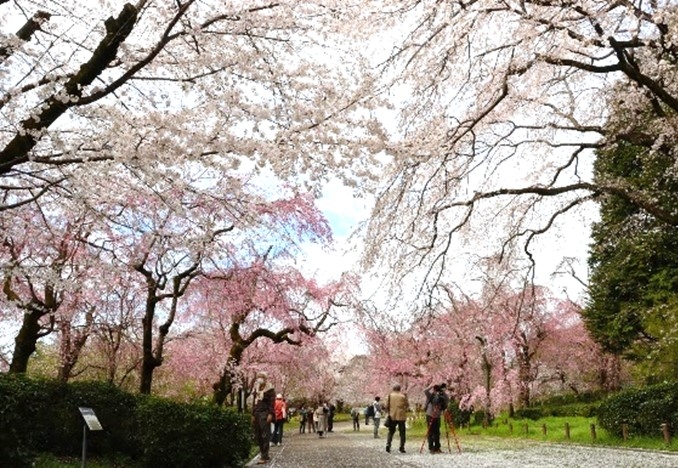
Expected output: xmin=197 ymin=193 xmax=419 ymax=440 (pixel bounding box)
xmin=386 ymin=390 xmax=409 ymax=422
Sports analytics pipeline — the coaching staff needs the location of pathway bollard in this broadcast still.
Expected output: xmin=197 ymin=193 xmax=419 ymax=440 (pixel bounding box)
xmin=661 ymin=423 xmax=671 ymax=445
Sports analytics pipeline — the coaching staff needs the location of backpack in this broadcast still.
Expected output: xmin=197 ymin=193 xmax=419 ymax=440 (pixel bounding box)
xmin=430 ymin=392 xmax=445 ymax=411
xmin=365 ymin=404 xmax=375 ymax=418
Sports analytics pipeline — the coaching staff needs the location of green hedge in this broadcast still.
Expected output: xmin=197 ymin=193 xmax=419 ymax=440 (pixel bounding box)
xmin=136 ymin=396 xmax=251 ymax=468
xmin=0 ymin=373 xmax=253 ymax=467
xmin=598 ymin=382 xmax=678 ymax=438
xmin=514 ymin=403 xmax=599 ymax=420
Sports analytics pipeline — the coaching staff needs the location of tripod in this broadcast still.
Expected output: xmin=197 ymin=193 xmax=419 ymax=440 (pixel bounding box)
xmin=419 ymin=407 xmax=453 ymax=454
xmin=442 ymin=409 xmax=462 ymax=454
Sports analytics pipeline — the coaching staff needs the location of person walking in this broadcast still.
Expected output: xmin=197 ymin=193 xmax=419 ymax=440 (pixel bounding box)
xmin=272 ymin=394 xmax=287 ymax=445
xmin=252 ymin=371 xmax=276 ymax=465
xmin=350 ymin=406 xmax=361 ymax=431
xmin=372 ymin=396 xmax=383 ymax=438
xmin=327 ymin=403 xmax=336 ymax=432
xmin=307 ymin=406 xmax=316 ymax=434
xmin=424 ymin=383 xmax=450 ymax=453
xmin=385 ymin=384 xmax=409 ymax=454
xmin=314 ymin=402 xmax=329 ymax=437
xmin=299 ymin=406 xmax=308 ymax=434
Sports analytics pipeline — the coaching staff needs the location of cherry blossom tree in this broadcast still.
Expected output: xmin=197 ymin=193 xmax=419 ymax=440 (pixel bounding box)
xmin=189 ymin=259 xmax=353 ymax=405
xmin=0 ymin=1 xmax=384 ymax=213
xmin=360 ymin=0 xmax=678 ymax=301
xmin=0 ymin=201 xmax=100 ymax=374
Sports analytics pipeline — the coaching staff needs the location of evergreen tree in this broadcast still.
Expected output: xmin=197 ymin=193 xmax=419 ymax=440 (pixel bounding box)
xmin=584 ymin=100 xmax=678 ymax=381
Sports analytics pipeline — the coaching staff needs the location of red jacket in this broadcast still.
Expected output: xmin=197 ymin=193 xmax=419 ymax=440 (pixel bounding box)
xmin=274 ymin=399 xmax=286 ymax=421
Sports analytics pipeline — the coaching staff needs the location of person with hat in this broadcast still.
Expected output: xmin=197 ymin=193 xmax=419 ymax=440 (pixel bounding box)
xmin=272 ymin=393 xmax=287 ymax=446
xmin=252 ymin=371 xmax=276 ymax=464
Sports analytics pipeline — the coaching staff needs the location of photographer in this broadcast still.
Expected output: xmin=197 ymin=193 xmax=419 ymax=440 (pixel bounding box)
xmin=424 ymin=383 xmax=450 ymax=454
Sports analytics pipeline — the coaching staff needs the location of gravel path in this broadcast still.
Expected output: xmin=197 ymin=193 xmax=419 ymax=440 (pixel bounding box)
xmin=246 ymin=421 xmax=678 ymax=467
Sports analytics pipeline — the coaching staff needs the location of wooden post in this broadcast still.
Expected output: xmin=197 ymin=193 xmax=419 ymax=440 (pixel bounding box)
xmin=622 ymin=423 xmax=629 ymax=441
xmin=524 ymin=423 xmax=529 ymax=435
xmin=590 ymin=423 xmax=597 ymax=440
xmin=661 ymin=423 xmax=671 ymax=444
xmin=564 ymin=422 xmax=570 ymax=440
xmin=542 ymin=424 xmax=547 ymax=435
xmin=509 ymin=423 xmax=513 ymax=434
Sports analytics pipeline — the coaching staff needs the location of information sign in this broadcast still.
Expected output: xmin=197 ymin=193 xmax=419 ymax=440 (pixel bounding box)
xmin=78 ymin=407 xmax=103 ymax=431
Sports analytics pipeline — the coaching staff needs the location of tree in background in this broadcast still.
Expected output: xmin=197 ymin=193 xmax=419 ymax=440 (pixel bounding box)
xmin=361 ymin=278 xmax=619 ymax=417
xmin=584 ymin=88 xmax=678 ymax=382
xmin=0 ymin=203 xmax=100 ymax=374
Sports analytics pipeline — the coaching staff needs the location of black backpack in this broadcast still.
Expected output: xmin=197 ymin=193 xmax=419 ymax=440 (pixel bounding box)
xmin=365 ymin=404 xmax=375 ymax=417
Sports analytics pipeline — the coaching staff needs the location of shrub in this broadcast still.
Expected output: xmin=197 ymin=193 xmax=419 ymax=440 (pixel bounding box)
xmin=447 ymin=399 xmax=472 ymax=427
xmin=136 ymin=396 xmax=252 ymax=468
xmin=53 ymin=380 xmax=141 ymax=457
xmin=598 ymin=382 xmax=678 ymax=438
xmin=544 ymin=402 xmax=598 ymax=418
xmin=0 ymin=374 xmax=253 ymax=467
xmin=514 ymin=407 xmax=544 ymax=420
xmin=0 ymin=374 xmax=51 ymax=467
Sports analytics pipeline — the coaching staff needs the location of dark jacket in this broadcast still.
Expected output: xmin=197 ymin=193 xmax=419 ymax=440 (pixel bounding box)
xmin=254 ymin=387 xmax=276 ymax=418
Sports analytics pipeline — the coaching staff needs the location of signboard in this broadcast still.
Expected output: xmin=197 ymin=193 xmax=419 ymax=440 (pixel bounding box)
xmin=78 ymin=407 xmax=103 ymax=431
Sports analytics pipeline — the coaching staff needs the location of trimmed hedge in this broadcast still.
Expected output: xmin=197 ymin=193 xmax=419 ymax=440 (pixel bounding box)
xmin=597 ymin=382 xmax=678 ymax=438
xmin=514 ymin=403 xmax=599 ymax=420
xmin=136 ymin=396 xmax=251 ymax=468
xmin=0 ymin=373 xmax=252 ymax=467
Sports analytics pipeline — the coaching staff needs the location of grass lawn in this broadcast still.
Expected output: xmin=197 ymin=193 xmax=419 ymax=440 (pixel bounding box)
xmin=406 ymin=414 xmax=678 ymax=453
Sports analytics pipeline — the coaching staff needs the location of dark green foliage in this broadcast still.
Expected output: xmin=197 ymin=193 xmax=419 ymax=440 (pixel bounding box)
xmin=52 ymin=380 xmax=140 ymax=457
xmin=524 ymin=391 xmax=603 ymax=419
xmin=472 ymin=409 xmax=494 ymax=426
xmin=514 ymin=407 xmax=544 ymax=420
xmin=0 ymin=374 xmax=58 ymax=467
xmin=0 ymin=373 xmax=253 ymax=468
xmin=447 ymin=399 xmax=472 ymax=427
xmin=136 ymin=396 xmax=251 ymax=468
xmin=584 ymin=114 xmax=678 ymax=377
xmin=515 ymin=403 xmax=598 ymax=419
xmin=598 ymin=382 xmax=678 ymax=438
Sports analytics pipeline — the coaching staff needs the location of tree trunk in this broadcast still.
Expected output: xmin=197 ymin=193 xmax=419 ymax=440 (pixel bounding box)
xmin=139 ymin=292 xmax=159 ymax=394
xmin=9 ymin=309 xmax=44 ymax=373
xmin=517 ymin=358 xmax=531 ymax=409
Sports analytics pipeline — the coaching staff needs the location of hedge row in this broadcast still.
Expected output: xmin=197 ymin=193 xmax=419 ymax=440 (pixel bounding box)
xmin=514 ymin=402 xmax=599 ymax=420
xmin=597 ymin=381 xmax=678 ymax=438
xmin=0 ymin=374 xmax=252 ymax=467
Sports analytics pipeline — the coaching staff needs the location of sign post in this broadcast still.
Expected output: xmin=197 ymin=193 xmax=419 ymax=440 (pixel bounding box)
xmin=78 ymin=407 xmax=103 ymax=468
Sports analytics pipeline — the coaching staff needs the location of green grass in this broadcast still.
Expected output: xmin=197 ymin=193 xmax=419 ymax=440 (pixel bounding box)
xmin=406 ymin=415 xmax=678 ymax=453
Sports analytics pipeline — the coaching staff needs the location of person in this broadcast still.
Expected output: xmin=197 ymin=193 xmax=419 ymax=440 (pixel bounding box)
xmin=372 ymin=396 xmax=383 ymax=438
xmin=298 ymin=406 xmax=308 ymax=434
xmin=385 ymin=383 xmax=409 ymax=454
xmin=350 ymin=406 xmax=361 ymax=431
xmin=314 ymin=401 xmax=329 ymax=437
xmin=252 ymin=371 xmax=276 ymax=464
xmin=424 ymin=383 xmax=450 ymax=453
xmin=327 ymin=403 xmax=336 ymax=432
xmin=307 ymin=406 xmax=316 ymax=433
xmin=271 ymin=394 xmax=287 ymax=445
